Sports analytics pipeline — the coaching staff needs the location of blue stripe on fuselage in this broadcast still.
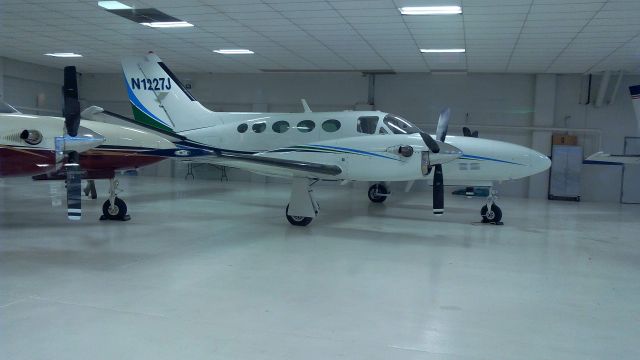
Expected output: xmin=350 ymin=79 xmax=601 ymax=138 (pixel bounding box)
xmin=460 ymin=154 xmax=525 ymax=166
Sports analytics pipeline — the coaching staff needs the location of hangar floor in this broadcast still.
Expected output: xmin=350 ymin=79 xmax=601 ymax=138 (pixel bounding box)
xmin=1 ymin=176 xmax=638 ymax=360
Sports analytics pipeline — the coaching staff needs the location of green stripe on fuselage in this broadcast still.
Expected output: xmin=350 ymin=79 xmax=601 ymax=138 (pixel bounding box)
xmin=130 ymin=103 xmax=174 ymax=133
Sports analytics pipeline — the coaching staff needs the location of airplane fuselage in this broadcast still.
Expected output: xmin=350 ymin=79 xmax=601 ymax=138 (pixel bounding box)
xmin=0 ymin=113 xmax=174 ymax=178
xmin=175 ymin=110 xmax=550 ymax=183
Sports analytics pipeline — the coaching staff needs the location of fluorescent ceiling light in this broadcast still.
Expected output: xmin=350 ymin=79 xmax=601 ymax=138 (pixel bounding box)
xmin=421 ymin=49 xmax=466 ymax=53
xmin=213 ymin=49 xmax=254 ymax=55
xmin=400 ymin=6 xmax=462 ymax=15
xmin=141 ymin=21 xmax=193 ymax=28
xmin=97 ymin=1 xmax=131 ymax=10
xmin=44 ymin=53 xmax=83 ymax=58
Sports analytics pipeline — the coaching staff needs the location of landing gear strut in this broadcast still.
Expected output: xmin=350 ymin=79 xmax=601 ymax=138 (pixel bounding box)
xmin=100 ymin=178 xmax=130 ymax=221
xmin=368 ymin=183 xmax=389 ymax=203
xmin=481 ymin=188 xmax=503 ymax=224
xmin=285 ymin=178 xmax=319 ymax=226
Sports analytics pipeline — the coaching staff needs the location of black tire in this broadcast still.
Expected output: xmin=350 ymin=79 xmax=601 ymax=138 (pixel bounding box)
xmin=368 ymin=184 xmax=388 ymax=203
xmin=481 ymin=204 xmax=502 ymax=223
xmin=285 ymin=204 xmax=313 ymax=226
xmin=102 ymin=197 xmax=127 ymax=220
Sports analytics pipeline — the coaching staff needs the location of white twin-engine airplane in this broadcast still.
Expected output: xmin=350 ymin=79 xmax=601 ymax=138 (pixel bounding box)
xmin=120 ymin=53 xmax=551 ymax=226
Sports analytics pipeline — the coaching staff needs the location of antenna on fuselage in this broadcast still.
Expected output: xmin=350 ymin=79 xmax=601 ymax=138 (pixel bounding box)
xmin=301 ymin=99 xmax=312 ymax=113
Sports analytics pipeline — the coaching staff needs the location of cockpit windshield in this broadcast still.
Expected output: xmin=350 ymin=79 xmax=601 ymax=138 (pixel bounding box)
xmin=0 ymin=101 xmax=19 ymax=114
xmin=383 ymin=114 xmax=421 ymax=134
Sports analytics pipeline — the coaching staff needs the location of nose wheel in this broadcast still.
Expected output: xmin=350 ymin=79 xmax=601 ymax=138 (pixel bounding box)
xmin=99 ymin=178 xmax=130 ymax=221
xmin=481 ymin=204 xmax=502 ymax=223
xmin=480 ymin=188 xmax=503 ymax=225
xmin=368 ymin=183 xmax=389 ymax=203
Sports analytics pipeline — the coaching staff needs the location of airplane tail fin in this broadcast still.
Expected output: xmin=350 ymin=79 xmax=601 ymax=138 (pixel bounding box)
xmin=121 ymin=53 xmax=214 ymax=133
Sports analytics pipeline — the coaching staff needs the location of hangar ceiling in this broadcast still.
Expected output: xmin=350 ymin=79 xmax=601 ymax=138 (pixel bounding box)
xmin=1 ymin=0 xmax=639 ymax=74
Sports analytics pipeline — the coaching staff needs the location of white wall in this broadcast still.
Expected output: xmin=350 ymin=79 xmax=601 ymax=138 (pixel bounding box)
xmin=4 ymin=56 xmax=639 ymax=202
xmin=1 ymin=57 xmax=63 ymax=115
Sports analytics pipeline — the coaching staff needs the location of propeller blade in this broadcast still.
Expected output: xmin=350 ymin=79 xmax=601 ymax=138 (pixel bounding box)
xmin=436 ymin=108 xmax=450 ymax=142
xmin=462 ymin=127 xmax=472 ymax=137
xmin=433 ymin=164 xmax=444 ymax=215
xmin=420 ymin=132 xmax=440 ymax=153
xmin=66 ymin=151 xmax=82 ymax=220
xmin=63 ymin=66 xmax=81 ymax=137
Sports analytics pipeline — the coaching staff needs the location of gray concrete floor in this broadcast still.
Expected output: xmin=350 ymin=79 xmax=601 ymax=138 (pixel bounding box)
xmin=1 ymin=176 xmax=639 ymax=360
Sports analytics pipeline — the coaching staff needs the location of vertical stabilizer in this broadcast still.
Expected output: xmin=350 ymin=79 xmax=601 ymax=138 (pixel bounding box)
xmin=121 ymin=53 xmax=215 ymax=133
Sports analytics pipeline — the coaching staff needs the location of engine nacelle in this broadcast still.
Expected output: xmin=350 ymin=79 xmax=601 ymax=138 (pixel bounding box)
xmin=20 ymin=129 xmax=43 ymax=145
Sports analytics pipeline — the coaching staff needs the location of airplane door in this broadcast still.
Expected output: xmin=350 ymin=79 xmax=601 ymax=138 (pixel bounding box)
xmin=621 ymin=136 xmax=640 ymax=203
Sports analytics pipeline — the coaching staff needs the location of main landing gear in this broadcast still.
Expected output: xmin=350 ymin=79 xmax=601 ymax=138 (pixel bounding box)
xmin=285 ymin=178 xmax=319 ymax=226
xmin=481 ymin=188 xmax=503 ymax=224
xmin=368 ymin=183 xmax=389 ymax=203
xmin=100 ymin=178 xmax=130 ymax=221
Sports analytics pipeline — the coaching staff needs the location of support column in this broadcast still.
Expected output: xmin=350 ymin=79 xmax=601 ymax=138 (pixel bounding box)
xmin=0 ymin=57 xmax=4 ymax=100
xmin=528 ymin=74 xmax=556 ymax=198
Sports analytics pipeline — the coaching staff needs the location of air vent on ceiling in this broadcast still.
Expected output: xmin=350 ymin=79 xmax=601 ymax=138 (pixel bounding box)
xmin=106 ymin=8 xmax=182 ymax=24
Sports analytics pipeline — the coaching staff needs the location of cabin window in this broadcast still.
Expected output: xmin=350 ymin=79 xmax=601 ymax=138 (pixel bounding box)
xmin=272 ymin=121 xmax=290 ymax=133
xmin=383 ymin=114 xmax=421 ymax=135
xmin=322 ymin=119 xmax=341 ymax=132
xmin=357 ymin=116 xmax=378 ymax=134
xmin=379 ymin=127 xmax=388 ymax=134
xmin=296 ymin=120 xmax=315 ymax=133
xmin=252 ymin=122 xmax=266 ymax=133
xmin=237 ymin=123 xmax=248 ymax=133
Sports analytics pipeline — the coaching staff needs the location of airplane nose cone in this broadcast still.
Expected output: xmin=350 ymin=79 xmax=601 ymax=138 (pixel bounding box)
xmin=529 ymin=150 xmax=551 ymax=175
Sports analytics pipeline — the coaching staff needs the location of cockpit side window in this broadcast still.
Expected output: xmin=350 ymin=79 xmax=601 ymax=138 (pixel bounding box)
xmin=356 ymin=116 xmax=379 ymax=134
xmin=0 ymin=101 xmax=19 ymax=114
xmin=378 ymin=127 xmax=388 ymax=134
xmin=383 ymin=114 xmax=421 ymax=135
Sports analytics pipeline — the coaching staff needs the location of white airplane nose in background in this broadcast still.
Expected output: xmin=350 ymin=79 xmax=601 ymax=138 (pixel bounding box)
xmin=529 ymin=149 xmax=552 ymax=175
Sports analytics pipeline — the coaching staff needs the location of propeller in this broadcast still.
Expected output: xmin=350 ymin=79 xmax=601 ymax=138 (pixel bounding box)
xmin=62 ymin=66 xmax=83 ymax=220
xmin=432 ymin=108 xmax=450 ymax=215
xmin=418 ymin=108 xmax=453 ymax=215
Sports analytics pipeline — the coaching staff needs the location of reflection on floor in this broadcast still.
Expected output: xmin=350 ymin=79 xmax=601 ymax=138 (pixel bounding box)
xmin=1 ymin=176 xmax=639 ymax=360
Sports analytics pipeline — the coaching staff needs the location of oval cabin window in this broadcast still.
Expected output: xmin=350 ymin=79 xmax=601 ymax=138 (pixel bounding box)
xmin=322 ymin=119 xmax=341 ymax=132
xmin=252 ymin=122 xmax=266 ymax=133
xmin=237 ymin=123 xmax=248 ymax=133
xmin=272 ymin=121 xmax=290 ymax=133
xmin=296 ymin=120 xmax=315 ymax=133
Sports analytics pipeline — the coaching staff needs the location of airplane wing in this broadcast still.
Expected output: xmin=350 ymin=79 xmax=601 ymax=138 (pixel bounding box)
xmin=192 ymin=152 xmax=343 ymax=178
xmin=585 ymin=151 xmax=640 ymax=165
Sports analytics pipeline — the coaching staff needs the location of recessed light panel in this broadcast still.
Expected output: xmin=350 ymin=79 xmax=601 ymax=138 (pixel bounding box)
xmin=141 ymin=21 xmax=193 ymax=28
xmin=421 ymin=49 xmax=466 ymax=53
xmin=400 ymin=6 xmax=462 ymax=15
xmin=97 ymin=1 xmax=131 ymax=10
xmin=214 ymin=49 xmax=255 ymax=55
xmin=44 ymin=53 xmax=83 ymax=58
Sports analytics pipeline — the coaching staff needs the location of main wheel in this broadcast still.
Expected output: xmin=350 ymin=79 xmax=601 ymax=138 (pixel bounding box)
xmin=285 ymin=204 xmax=313 ymax=226
xmin=481 ymin=204 xmax=502 ymax=223
xmin=368 ymin=184 xmax=389 ymax=203
xmin=102 ymin=197 xmax=127 ymax=220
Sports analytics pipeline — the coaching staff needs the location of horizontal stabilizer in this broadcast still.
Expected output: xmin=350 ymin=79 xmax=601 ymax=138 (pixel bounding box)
xmin=586 ymin=151 xmax=640 ymax=165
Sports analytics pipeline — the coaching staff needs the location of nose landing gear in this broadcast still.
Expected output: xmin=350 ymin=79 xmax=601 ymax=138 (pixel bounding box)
xmin=481 ymin=188 xmax=503 ymax=225
xmin=100 ymin=178 xmax=130 ymax=221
